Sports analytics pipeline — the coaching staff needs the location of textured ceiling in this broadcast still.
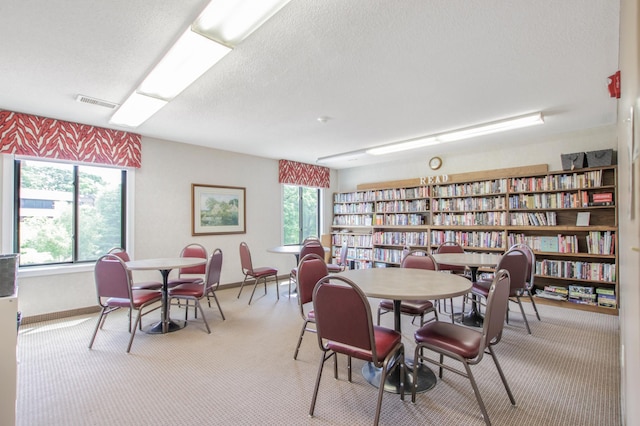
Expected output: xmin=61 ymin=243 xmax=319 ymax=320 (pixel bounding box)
xmin=0 ymin=0 xmax=620 ymax=169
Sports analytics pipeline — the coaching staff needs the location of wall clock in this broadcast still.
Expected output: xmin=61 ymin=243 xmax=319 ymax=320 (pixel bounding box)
xmin=429 ymin=156 xmax=442 ymax=170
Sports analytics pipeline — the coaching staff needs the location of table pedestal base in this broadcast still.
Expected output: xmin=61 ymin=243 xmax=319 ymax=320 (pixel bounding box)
xmin=362 ymin=360 xmax=436 ymax=394
xmin=454 ymin=310 xmax=484 ymax=327
xmin=143 ymin=319 xmax=186 ymax=334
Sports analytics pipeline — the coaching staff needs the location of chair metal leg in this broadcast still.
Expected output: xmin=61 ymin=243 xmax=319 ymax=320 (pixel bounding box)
xmin=527 ymin=291 xmax=541 ymax=320
xmin=309 ymin=351 xmax=332 ymax=417
xmin=209 ymin=290 xmax=225 ymax=320
xmin=127 ymin=310 xmax=142 ymax=353
xmin=237 ymin=275 xmax=249 ymax=299
xmin=461 ymin=360 xmax=492 ymax=426
xmin=248 ymin=277 xmax=260 ymax=305
xmin=195 ymin=300 xmax=211 ymax=334
xmin=516 ymin=297 xmax=532 ymax=334
xmin=88 ymin=309 xmax=107 ymax=349
xmin=488 ymin=346 xmax=516 ymax=405
xmin=293 ymin=319 xmax=309 ymax=360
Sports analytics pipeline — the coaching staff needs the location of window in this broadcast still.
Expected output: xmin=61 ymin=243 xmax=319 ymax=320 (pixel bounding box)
xmin=282 ymin=185 xmax=320 ymax=245
xmin=14 ymin=159 xmax=126 ymax=266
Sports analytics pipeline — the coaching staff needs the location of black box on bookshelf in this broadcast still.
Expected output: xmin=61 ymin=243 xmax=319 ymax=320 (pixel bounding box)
xmin=586 ymin=149 xmax=615 ymax=167
xmin=561 ymin=152 xmax=586 ymax=171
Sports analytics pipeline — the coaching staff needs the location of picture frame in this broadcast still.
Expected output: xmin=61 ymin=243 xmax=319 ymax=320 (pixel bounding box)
xmin=192 ymin=184 xmax=246 ymax=235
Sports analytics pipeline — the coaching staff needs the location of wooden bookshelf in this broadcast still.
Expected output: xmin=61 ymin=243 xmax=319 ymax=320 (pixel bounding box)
xmin=331 ymin=164 xmax=618 ymax=314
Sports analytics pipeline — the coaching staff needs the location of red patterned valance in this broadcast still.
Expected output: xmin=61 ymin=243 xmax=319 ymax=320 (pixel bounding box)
xmin=278 ymin=159 xmax=330 ymax=188
xmin=0 ymin=110 xmax=142 ymax=168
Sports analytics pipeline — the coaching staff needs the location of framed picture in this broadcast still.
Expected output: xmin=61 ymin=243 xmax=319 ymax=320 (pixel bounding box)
xmin=192 ymin=184 xmax=246 ymax=235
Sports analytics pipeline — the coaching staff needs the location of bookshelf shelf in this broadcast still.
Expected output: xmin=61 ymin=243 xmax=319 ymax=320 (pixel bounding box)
xmin=331 ymin=165 xmax=618 ymax=314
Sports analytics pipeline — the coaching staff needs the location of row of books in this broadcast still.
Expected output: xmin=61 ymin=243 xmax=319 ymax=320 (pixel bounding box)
xmin=372 ymin=231 xmax=428 ymax=246
xmin=534 ymin=285 xmax=616 ymax=308
xmin=430 ymin=230 xmax=505 ymax=248
xmin=333 ymin=215 xmax=374 ymax=226
xmin=432 ymin=211 xmax=507 ymax=226
xmin=586 ymin=231 xmax=615 ymax=255
xmin=331 ymin=233 xmax=373 ymax=247
xmin=377 ymin=213 xmax=425 ymax=226
xmin=431 ymin=179 xmax=507 ymax=197
xmin=507 ymin=170 xmax=604 ymax=192
xmin=535 ymin=259 xmax=616 ymax=282
xmin=432 ymin=196 xmax=506 ymax=212
xmin=334 ymin=191 xmax=376 ymax=203
xmin=509 ymin=211 xmax=558 ymax=226
xmin=374 ymin=186 xmax=430 ymax=200
xmin=375 ymin=199 xmax=429 ymax=213
xmin=508 ymin=191 xmax=589 ymax=209
xmin=333 ymin=202 xmax=375 ymax=214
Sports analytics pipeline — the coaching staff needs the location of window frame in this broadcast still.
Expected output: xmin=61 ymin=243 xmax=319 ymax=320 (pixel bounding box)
xmin=2 ymin=155 xmax=135 ymax=276
xmin=282 ymin=184 xmax=321 ymax=246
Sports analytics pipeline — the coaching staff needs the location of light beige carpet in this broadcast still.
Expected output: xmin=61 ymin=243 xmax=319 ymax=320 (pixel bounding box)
xmin=16 ymin=282 xmax=620 ymax=425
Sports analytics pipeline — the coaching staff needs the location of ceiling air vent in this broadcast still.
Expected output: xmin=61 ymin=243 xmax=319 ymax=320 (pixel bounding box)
xmin=75 ymin=95 xmax=118 ymax=109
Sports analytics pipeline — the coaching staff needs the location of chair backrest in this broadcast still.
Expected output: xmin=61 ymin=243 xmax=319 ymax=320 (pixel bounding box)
xmin=338 ymin=241 xmax=349 ymax=267
xmin=205 ymin=248 xmax=223 ymax=293
xmin=302 ymin=236 xmax=320 ymax=245
xmin=509 ymin=243 xmax=535 ymax=289
xmin=497 ymin=247 xmax=529 ymax=296
xmin=481 ymin=269 xmax=511 ymax=347
xmin=299 ymin=240 xmax=325 ymax=259
xmin=179 ymin=243 xmax=208 ymax=275
xmin=239 ymin=242 xmax=254 ymax=274
xmin=297 ymin=253 xmax=328 ymax=307
xmin=401 ymin=249 xmax=437 ymax=270
xmin=313 ymin=275 xmax=379 ymax=362
xmin=94 ymin=254 xmax=132 ymax=301
xmin=107 ymin=247 xmax=130 ymax=262
xmin=436 ymin=241 xmax=465 ymax=272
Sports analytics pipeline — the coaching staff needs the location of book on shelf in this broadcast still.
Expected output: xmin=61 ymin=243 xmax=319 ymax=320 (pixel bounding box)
xmin=535 ymin=288 xmax=567 ymax=301
xmin=576 ymin=212 xmax=591 ymax=226
xmin=539 ymin=236 xmax=559 ymax=252
xmin=596 ymin=287 xmax=615 ymax=296
xmin=567 ymin=298 xmax=598 ymax=306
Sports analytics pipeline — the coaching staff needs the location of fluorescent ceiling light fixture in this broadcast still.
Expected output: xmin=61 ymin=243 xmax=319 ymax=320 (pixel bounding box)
xmin=366 ymin=136 xmax=439 ymax=156
xmin=437 ymin=112 xmax=544 ymax=143
xmin=109 ymin=92 xmax=168 ymax=127
xmin=317 ymin=150 xmax=367 ymax=165
xmin=193 ymin=0 xmax=293 ymax=47
xmin=138 ymin=29 xmax=231 ymax=100
xmin=366 ymin=112 xmax=544 ymax=156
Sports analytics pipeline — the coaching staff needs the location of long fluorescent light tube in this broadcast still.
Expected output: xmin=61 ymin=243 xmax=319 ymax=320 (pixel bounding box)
xmin=367 ymin=112 xmax=544 ymax=156
xmin=109 ymin=92 xmax=168 ymax=127
xmin=317 ymin=150 xmax=367 ymax=164
xmin=366 ymin=137 xmax=439 ymax=156
xmin=437 ymin=112 xmax=544 ymax=143
xmin=138 ymin=29 xmax=231 ymax=100
xmin=193 ymin=0 xmax=293 ymax=47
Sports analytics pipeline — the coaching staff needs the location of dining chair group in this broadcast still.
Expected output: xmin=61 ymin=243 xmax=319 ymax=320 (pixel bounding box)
xmin=107 ymin=247 xmax=162 ymax=291
xmin=237 ymin=241 xmax=279 ymax=305
xmin=412 ymin=269 xmax=516 ymax=426
xmin=168 ymin=248 xmax=225 ymax=334
xmin=289 ymin=238 xmax=325 ymax=296
xmin=310 ymin=274 xmax=405 ymax=426
xmin=89 ymin=254 xmax=162 ymax=353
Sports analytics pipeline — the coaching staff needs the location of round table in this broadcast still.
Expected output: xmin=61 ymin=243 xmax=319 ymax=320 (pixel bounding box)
xmin=338 ymin=267 xmax=472 ymax=394
xmin=267 ymin=244 xmax=329 ymax=263
xmin=126 ymin=257 xmax=207 ymax=334
xmin=432 ymin=252 xmax=503 ymax=327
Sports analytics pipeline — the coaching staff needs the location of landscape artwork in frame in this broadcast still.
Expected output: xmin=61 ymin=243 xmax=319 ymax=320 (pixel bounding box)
xmin=192 ymin=184 xmax=246 ymax=235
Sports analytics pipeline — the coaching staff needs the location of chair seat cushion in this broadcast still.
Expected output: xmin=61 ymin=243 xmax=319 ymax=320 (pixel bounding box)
xmin=108 ymin=290 xmax=161 ymax=308
xmin=326 ymin=264 xmax=343 ymax=273
xmin=415 ymin=321 xmax=482 ymax=359
xmin=131 ymin=281 xmax=163 ymax=290
xmin=327 ymin=325 xmax=401 ymax=362
xmin=169 ymin=283 xmax=205 ymax=298
xmin=251 ymin=266 xmax=278 ymax=278
xmin=471 ymin=280 xmax=491 ymax=298
xmin=379 ymin=299 xmax=434 ymax=315
xmin=167 ymin=277 xmax=204 ymax=288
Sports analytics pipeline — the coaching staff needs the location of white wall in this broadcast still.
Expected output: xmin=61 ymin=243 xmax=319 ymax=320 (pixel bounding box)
xmin=4 ymin=138 xmax=339 ymax=317
xmin=337 ymin=125 xmax=617 ymax=191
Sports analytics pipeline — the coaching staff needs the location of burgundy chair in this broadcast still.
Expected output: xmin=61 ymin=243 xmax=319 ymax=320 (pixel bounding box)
xmin=310 ymin=275 xmax=405 ymax=426
xmin=376 ymin=249 xmax=440 ymax=327
xmin=293 ymin=253 xmax=328 ymax=360
xmin=436 ymin=241 xmax=468 ymax=276
xmin=168 ymin=248 xmax=225 ymax=334
xmin=509 ymin=243 xmax=541 ymax=323
xmin=107 ymin=247 xmax=162 ymax=291
xmin=289 ymin=240 xmax=326 ymax=296
xmin=237 ymin=242 xmax=279 ymax=305
xmin=466 ymin=247 xmax=531 ymax=333
xmin=89 ymin=254 xmax=162 ymax=353
xmin=411 ymin=269 xmax=516 ymax=426
xmin=167 ymin=243 xmax=208 ymax=288
xmin=326 ymin=240 xmax=349 ymax=273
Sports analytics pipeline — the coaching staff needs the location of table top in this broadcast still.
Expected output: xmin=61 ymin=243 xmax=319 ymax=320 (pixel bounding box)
xmin=338 ymin=268 xmax=471 ymax=300
xmin=267 ymin=245 xmax=329 ymax=255
xmin=125 ymin=257 xmax=207 ymax=271
xmin=432 ymin=252 xmax=503 ymax=268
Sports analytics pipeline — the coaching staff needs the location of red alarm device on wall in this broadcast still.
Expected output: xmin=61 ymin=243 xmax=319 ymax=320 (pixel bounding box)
xmin=608 ymin=71 xmax=621 ymax=98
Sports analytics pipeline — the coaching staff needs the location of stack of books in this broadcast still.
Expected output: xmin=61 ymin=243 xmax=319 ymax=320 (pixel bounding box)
xmin=596 ymin=287 xmax=617 ymax=308
xmin=535 ymin=285 xmax=568 ymax=300
xmin=589 ymin=192 xmax=613 ymax=206
xmin=568 ymin=285 xmax=597 ymax=306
